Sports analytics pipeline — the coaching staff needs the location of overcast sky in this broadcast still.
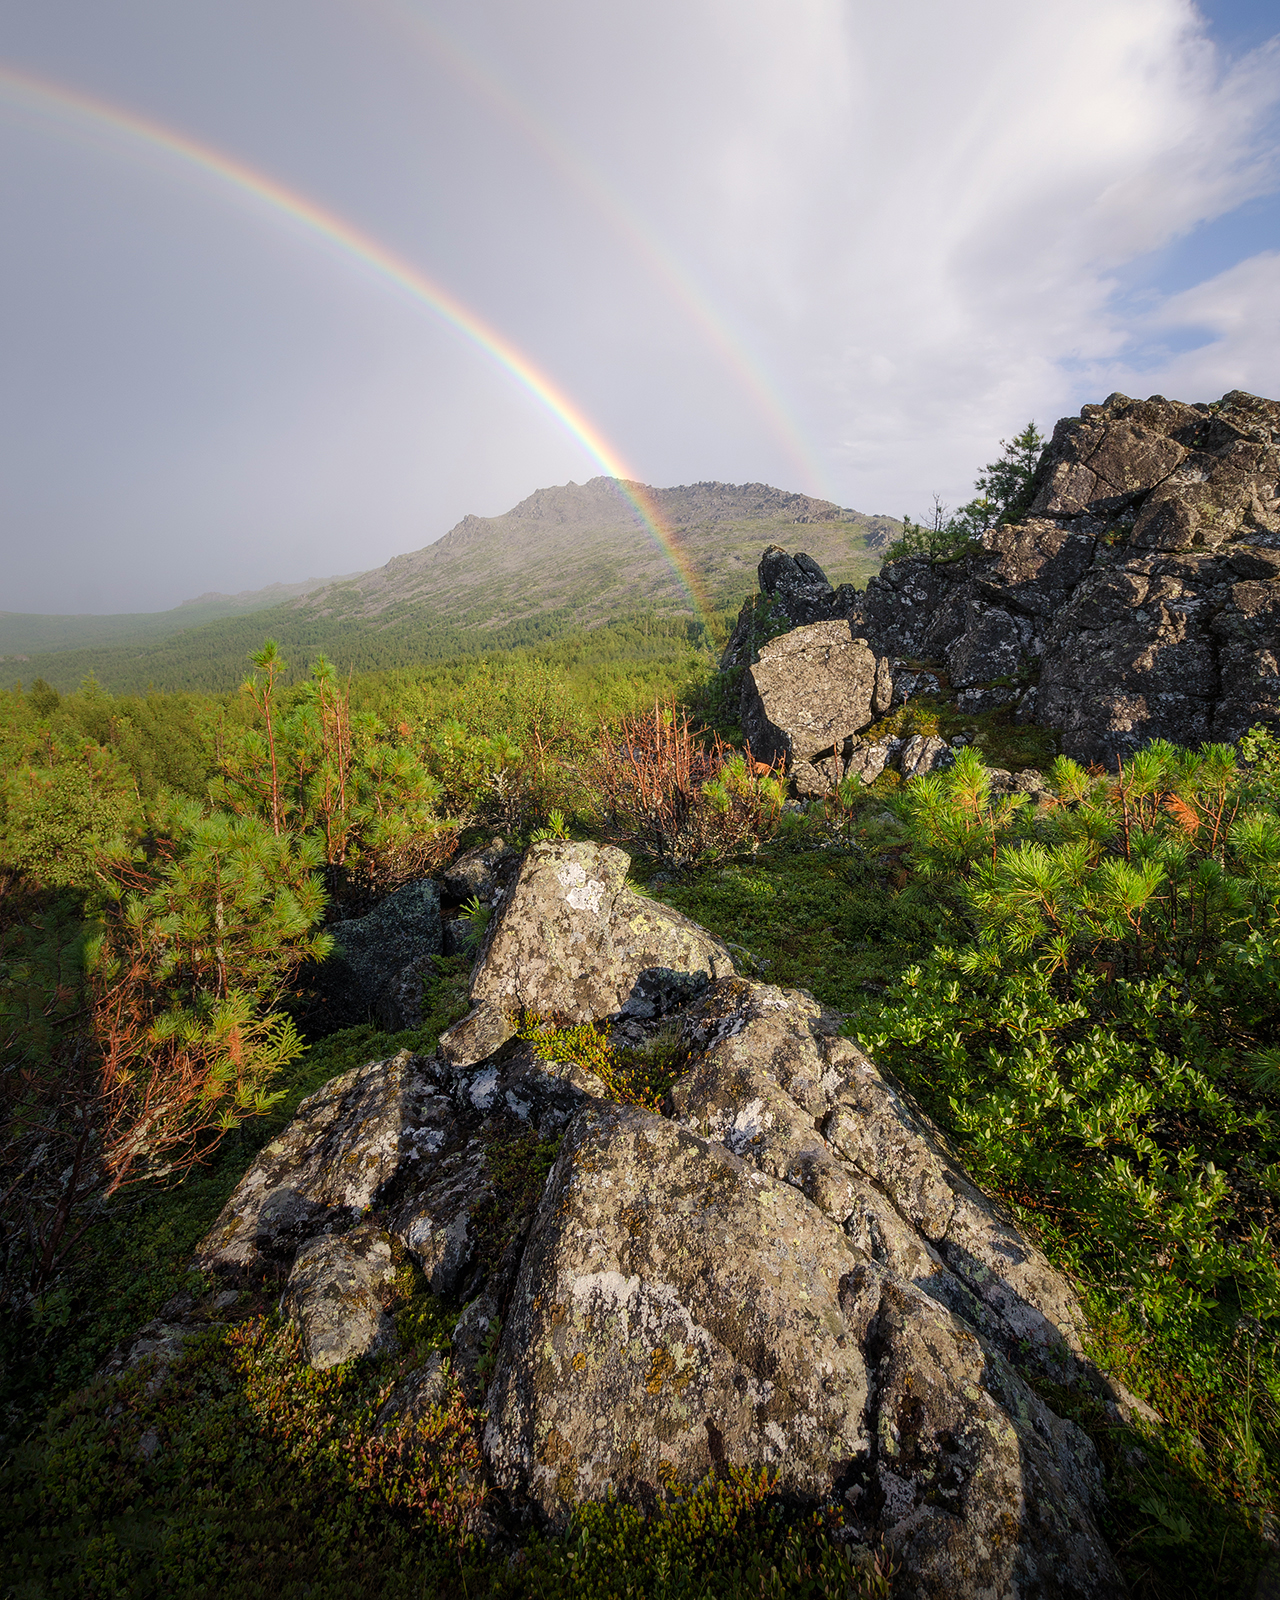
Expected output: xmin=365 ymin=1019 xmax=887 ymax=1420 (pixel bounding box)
xmin=1 ymin=0 xmax=1277 ymax=615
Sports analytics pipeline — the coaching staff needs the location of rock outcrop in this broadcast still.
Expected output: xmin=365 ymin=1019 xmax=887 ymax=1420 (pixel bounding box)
xmin=720 ymin=546 xmax=861 ymax=669
xmin=865 ymin=390 xmax=1280 ymax=766
xmin=729 ymin=391 xmax=1280 ymax=772
xmin=198 ymin=841 xmax=1131 ymax=1595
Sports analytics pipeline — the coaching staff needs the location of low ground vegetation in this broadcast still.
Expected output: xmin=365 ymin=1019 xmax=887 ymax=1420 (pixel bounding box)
xmin=3 ymin=615 xmax=1280 ymax=1596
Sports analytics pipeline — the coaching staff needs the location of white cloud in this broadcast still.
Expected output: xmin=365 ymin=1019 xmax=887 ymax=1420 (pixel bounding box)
xmin=1 ymin=0 xmax=1278 ymax=607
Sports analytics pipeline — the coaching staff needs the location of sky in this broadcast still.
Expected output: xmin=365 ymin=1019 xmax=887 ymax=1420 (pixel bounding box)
xmin=0 ymin=0 xmax=1278 ymax=616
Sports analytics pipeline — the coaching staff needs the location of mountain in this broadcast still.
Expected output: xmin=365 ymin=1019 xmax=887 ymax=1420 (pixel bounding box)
xmin=9 ymin=479 xmax=895 ymax=695
xmin=279 ymin=478 xmax=891 ymax=630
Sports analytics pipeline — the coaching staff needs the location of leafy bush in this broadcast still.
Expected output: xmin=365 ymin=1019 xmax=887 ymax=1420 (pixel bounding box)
xmin=847 ymin=738 xmax=1280 ymax=1580
xmin=595 ymin=700 xmax=785 ymax=869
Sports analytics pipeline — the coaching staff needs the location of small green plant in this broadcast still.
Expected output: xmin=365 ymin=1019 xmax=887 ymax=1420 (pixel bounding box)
xmin=518 ymin=1014 xmax=689 ymax=1112
xmin=530 ymin=806 xmax=570 ymax=843
xmin=456 ymin=893 xmax=492 ymax=951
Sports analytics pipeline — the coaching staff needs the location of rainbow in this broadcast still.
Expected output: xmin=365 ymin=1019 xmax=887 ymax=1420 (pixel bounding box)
xmin=0 ymin=61 xmax=720 ymax=631
xmin=370 ymin=0 xmax=832 ymax=499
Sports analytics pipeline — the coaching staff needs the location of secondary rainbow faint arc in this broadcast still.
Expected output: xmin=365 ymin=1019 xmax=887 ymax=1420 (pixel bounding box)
xmin=370 ymin=0 xmax=833 ymax=499
xmin=0 ymin=61 xmax=718 ymax=630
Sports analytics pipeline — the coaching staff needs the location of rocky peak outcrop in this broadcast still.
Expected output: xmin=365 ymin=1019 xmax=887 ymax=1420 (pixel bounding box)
xmin=737 ymin=390 xmax=1280 ymax=771
xmin=196 ymin=841 xmax=1138 ymax=1596
xmin=720 ymin=545 xmax=861 ymax=669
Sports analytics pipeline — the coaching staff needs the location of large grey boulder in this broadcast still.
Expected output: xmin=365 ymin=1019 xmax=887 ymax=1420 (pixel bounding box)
xmin=740 ymin=619 xmax=893 ymax=792
xmin=670 ymin=978 xmax=1088 ymax=1377
xmin=439 ymin=840 xmax=734 ymax=1070
xmin=485 ymin=1101 xmax=871 ymax=1512
xmin=485 ymin=1097 xmax=1120 ymax=1596
xmin=326 ymin=878 xmax=443 ymax=1030
xmin=190 ymin=841 xmax=1139 ymax=1590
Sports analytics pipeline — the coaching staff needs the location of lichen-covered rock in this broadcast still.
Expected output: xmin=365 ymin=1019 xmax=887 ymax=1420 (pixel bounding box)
xmin=898 ymin=734 xmax=953 ymax=780
xmin=484 ymin=1101 xmax=870 ymax=1515
xmin=324 ymin=879 xmax=443 ymax=1029
xmin=282 ymin=1224 xmax=398 ymax=1370
xmin=441 ymin=841 xmax=733 ymax=1068
xmin=484 ymin=1100 xmax=1121 ymax=1595
xmin=186 ymin=842 xmax=1142 ymax=1590
xmin=740 ymin=620 xmax=893 ymax=792
xmin=670 ymin=978 xmax=1087 ymax=1377
xmin=377 ymin=1350 xmax=446 ymax=1425
xmin=719 ymin=545 xmax=863 ymax=668
xmin=197 ymin=1049 xmax=450 ymax=1274
xmin=840 ymin=1267 xmax=1120 ymax=1599
xmin=392 ymin=1139 xmax=489 ymax=1298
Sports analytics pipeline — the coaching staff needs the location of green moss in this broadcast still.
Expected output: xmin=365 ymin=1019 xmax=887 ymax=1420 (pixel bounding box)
xmin=518 ymin=1016 xmax=690 ymax=1112
xmin=648 ymin=848 xmax=954 ymax=1008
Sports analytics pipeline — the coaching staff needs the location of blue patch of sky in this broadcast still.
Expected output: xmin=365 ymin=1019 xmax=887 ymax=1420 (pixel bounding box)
xmin=1196 ymin=0 xmax=1280 ymax=58
xmin=1095 ymin=1 xmax=1280 ymax=369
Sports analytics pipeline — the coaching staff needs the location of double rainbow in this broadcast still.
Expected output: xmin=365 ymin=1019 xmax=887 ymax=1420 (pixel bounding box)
xmin=0 ymin=62 xmax=719 ymax=631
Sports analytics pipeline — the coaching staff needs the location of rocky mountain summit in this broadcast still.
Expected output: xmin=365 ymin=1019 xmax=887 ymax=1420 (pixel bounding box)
xmin=726 ymin=389 xmax=1280 ymax=784
xmin=184 ymin=841 xmax=1139 ymax=1597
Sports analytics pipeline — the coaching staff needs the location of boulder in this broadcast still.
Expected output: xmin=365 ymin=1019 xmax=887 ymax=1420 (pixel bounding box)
xmin=740 ymin=620 xmax=893 ymax=790
xmin=898 ymin=735 xmax=953 ymax=780
xmin=440 ymin=840 xmax=734 ymax=1069
xmin=197 ymin=1048 xmax=453 ymax=1274
xmin=670 ymin=978 xmax=1088 ymax=1376
xmin=757 ymin=545 xmax=843 ymax=626
xmin=324 ymin=878 xmax=443 ymax=1030
xmin=719 ymin=545 xmax=863 ymax=669
xmin=442 ymin=837 xmax=518 ymax=904
xmin=840 ymin=1268 xmax=1118 ymax=1599
xmin=190 ymin=841 xmax=1140 ymax=1590
xmin=485 ymin=1096 xmax=1120 ymax=1595
xmin=282 ymin=1224 xmax=398 ymax=1370
xmin=484 ymin=1101 xmax=872 ymax=1514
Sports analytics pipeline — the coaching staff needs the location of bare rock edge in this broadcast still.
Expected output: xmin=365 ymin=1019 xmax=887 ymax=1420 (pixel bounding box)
xmin=198 ymin=840 xmax=1140 ymax=1599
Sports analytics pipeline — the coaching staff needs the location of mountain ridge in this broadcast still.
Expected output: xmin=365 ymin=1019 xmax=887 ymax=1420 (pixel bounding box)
xmin=7 ymin=477 xmax=895 ymax=693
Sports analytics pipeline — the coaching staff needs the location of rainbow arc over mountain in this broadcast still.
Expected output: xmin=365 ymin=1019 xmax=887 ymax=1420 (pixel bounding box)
xmin=0 ymin=63 xmax=719 ymax=631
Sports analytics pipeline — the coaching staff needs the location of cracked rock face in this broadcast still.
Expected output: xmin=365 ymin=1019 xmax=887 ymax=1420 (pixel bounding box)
xmin=194 ymin=842 xmax=1129 ymax=1595
xmin=733 ymin=391 xmax=1280 ymax=771
xmin=440 ymin=840 xmax=735 ymax=1069
xmin=850 ymin=388 xmax=1280 ymax=766
xmin=486 ymin=1102 xmax=870 ymax=1511
xmin=197 ymin=1049 xmax=455 ymax=1273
